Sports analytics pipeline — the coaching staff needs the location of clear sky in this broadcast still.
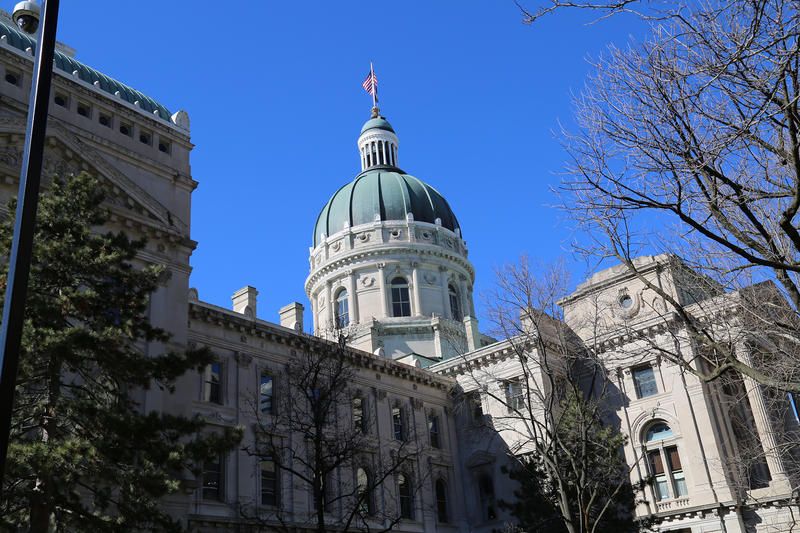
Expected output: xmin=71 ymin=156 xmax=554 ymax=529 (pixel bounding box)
xmin=50 ymin=1 xmax=643 ymax=326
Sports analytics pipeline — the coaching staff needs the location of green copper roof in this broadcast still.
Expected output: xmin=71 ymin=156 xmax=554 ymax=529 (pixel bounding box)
xmin=360 ymin=116 xmax=395 ymax=134
xmin=313 ymin=168 xmax=461 ymax=245
xmin=0 ymin=19 xmax=171 ymax=120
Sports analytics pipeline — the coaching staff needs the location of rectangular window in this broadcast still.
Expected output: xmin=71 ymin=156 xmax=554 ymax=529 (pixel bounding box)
xmin=647 ymin=450 xmax=669 ymax=500
xmin=77 ymin=101 xmax=91 ymax=118
xmin=204 ymin=362 xmax=222 ymax=404
xmin=54 ymin=92 xmax=68 ymax=108
xmin=392 ymin=406 xmax=405 ymax=441
xmin=429 ymin=414 xmax=441 ymax=448
xmin=666 ymin=446 xmax=687 ymax=497
xmin=259 ymin=372 xmax=273 ymax=414
xmin=632 ymin=366 xmax=658 ymax=398
xmin=468 ymin=392 xmax=484 ymax=424
xmin=98 ymin=112 xmax=112 ymax=128
xmin=260 ymin=458 xmax=279 ymax=506
xmin=119 ymin=121 xmax=132 ymax=137
xmin=202 ymin=455 xmax=223 ymax=501
xmin=353 ymin=396 xmax=365 ymax=432
xmin=505 ymin=379 xmax=525 ymax=412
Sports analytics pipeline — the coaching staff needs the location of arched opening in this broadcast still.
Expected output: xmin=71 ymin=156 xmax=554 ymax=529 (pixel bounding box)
xmin=334 ymin=288 xmax=349 ymax=329
xmin=643 ymin=421 xmax=687 ymax=501
xmin=448 ymin=284 xmax=462 ymax=321
xmin=378 ymin=140 xmax=384 ymax=165
xmin=390 ymin=277 xmax=411 ymax=317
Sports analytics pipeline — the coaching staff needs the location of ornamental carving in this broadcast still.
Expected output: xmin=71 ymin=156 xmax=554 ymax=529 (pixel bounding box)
xmin=360 ymin=276 xmax=375 ymax=288
xmin=357 ymin=232 xmax=371 ymax=243
xmin=331 ymin=240 xmax=341 ymax=252
xmin=390 ymin=229 xmax=402 ymax=239
xmin=318 ymin=294 xmax=326 ymax=309
xmin=423 ymin=272 xmax=437 ymax=284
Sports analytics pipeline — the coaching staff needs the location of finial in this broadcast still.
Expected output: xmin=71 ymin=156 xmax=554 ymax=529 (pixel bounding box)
xmin=371 ymin=106 xmax=380 ymax=119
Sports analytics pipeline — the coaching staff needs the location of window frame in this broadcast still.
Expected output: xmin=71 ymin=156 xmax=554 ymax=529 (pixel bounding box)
xmin=397 ymin=472 xmax=414 ymax=520
xmin=259 ymin=371 xmax=274 ymax=415
xmin=352 ymin=394 xmax=367 ymax=433
xmin=448 ymin=283 xmax=462 ymax=321
xmin=335 ymin=288 xmax=350 ymax=329
xmin=435 ymin=478 xmax=448 ymax=523
xmin=632 ymin=365 xmax=658 ymax=399
xmin=643 ymin=421 xmax=688 ymax=502
xmin=260 ymin=457 xmax=279 ymax=507
xmin=356 ymin=466 xmax=375 ymax=516
xmin=505 ymin=378 xmax=525 ymax=412
xmin=429 ymin=412 xmax=441 ymax=449
xmin=202 ymin=454 xmax=224 ymax=502
xmin=392 ymin=405 xmax=406 ymax=441
xmin=203 ymin=361 xmax=223 ymax=405
xmin=390 ymin=277 xmax=411 ymax=317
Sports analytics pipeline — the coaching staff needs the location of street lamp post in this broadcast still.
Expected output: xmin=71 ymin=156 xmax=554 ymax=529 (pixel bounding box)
xmin=0 ymin=0 xmax=60 ymax=484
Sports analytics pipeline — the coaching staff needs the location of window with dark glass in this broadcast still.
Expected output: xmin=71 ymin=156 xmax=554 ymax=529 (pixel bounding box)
xmin=335 ymin=289 xmax=349 ymax=329
xmin=260 ymin=458 xmax=279 ymax=506
xmin=356 ymin=467 xmax=374 ymax=515
xmin=448 ymin=284 xmax=462 ymax=321
xmin=398 ymin=473 xmax=413 ymax=520
xmin=505 ymin=379 xmax=525 ymax=412
xmin=260 ymin=372 xmax=273 ymax=414
xmin=54 ymin=93 xmax=68 ymax=108
xmin=478 ymin=474 xmax=497 ymax=521
xmin=435 ymin=479 xmax=448 ymax=523
xmin=77 ymin=102 xmax=91 ymax=118
xmin=632 ymin=365 xmax=658 ymax=398
xmin=353 ymin=396 xmax=366 ymax=432
xmin=4 ymin=69 xmax=20 ymax=86
xmin=202 ymin=454 xmax=223 ymax=501
xmin=204 ymin=362 xmax=222 ymax=404
xmin=98 ymin=113 xmax=111 ymax=127
xmin=392 ymin=406 xmax=405 ymax=441
xmin=468 ymin=391 xmax=484 ymax=423
xmin=666 ymin=446 xmax=687 ymax=497
xmin=391 ymin=278 xmax=411 ymax=317
xmin=429 ymin=414 xmax=441 ymax=448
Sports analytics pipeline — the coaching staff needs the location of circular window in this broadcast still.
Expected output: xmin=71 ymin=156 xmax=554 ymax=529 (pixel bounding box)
xmin=619 ymin=295 xmax=633 ymax=309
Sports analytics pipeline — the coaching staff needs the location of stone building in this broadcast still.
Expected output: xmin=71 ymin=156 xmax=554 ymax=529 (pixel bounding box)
xmin=0 ymin=5 xmax=798 ymax=531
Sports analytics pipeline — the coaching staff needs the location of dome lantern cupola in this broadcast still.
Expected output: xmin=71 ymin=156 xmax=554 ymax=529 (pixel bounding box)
xmin=358 ymin=107 xmax=399 ymax=171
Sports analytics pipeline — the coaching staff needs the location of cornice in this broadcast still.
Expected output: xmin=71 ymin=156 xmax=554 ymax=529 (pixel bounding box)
xmin=305 ymin=245 xmax=475 ymax=294
xmin=188 ymin=300 xmax=456 ymax=391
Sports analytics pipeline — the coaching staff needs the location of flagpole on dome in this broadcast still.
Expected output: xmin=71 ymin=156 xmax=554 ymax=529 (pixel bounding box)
xmin=363 ymin=63 xmax=379 ymax=118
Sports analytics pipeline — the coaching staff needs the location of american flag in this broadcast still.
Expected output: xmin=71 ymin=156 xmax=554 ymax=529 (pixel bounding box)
xmin=362 ymin=66 xmax=377 ymax=98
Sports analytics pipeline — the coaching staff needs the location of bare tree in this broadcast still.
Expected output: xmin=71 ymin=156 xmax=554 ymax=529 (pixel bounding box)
xmin=448 ymin=258 xmax=647 ymax=533
xmin=240 ymin=335 xmax=426 ymax=532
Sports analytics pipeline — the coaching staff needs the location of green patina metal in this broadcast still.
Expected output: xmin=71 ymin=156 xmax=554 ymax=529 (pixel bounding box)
xmin=360 ymin=116 xmax=394 ymax=134
xmin=313 ymin=168 xmax=461 ymax=245
xmin=0 ymin=19 xmax=171 ymax=120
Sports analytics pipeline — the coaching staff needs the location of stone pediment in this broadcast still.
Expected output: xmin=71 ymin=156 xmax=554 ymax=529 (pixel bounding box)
xmin=0 ymin=116 xmax=187 ymax=236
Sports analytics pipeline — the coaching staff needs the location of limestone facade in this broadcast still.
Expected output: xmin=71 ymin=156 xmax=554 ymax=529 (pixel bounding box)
xmin=0 ymin=6 xmax=798 ymax=532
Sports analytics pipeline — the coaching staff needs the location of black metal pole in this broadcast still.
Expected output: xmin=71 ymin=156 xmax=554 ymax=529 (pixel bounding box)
xmin=0 ymin=0 xmax=60 ymax=484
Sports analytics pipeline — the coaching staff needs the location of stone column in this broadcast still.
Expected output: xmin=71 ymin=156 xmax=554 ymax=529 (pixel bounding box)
xmin=411 ymin=262 xmax=422 ymax=316
xmin=378 ymin=263 xmax=389 ymax=317
xmin=348 ymin=269 xmax=359 ymax=324
xmin=440 ymin=266 xmax=450 ymax=318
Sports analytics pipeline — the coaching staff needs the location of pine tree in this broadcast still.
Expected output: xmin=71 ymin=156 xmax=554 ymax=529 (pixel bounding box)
xmin=0 ymin=173 xmax=241 ymax=532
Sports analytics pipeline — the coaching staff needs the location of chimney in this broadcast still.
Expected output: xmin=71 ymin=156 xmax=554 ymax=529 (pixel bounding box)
xmin=279 ymin=302 xmax=304 ymax=332
xmin=232 ymin=286 xmax=258 ymax=318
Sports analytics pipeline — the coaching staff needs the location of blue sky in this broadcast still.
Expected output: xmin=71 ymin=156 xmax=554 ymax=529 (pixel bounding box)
xmin=52 ymin=2 xmax=643 ymax=326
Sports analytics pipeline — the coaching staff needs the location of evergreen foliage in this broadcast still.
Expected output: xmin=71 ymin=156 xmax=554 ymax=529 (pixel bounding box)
xmin=502 ymin=391 xmax=646 ymax=533
xmin=0 ymin=173 xmax=240 ymax=532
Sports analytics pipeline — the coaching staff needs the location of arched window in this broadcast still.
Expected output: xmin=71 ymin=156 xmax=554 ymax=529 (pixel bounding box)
xmin=478 ymin=474 xmax=496 ymax=521
xmin=435 ymin=479 xmax=448 ymax=523
xmin=643 ymin=421 xmax=687 ymax=501
xmin=448 ymin=284 xmax=462 ymax=321
xmin=398 ymin=473 xmax=413 ymax=519
xmin=335 ymin=289 xmax=349 ymax=329
xmin=356 ymin=467 xmax=374 ymax=515
xmin=391 ymin=277 xmax=411 ymax=317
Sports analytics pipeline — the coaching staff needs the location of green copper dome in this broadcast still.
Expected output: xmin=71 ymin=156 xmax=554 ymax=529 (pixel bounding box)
xmin=313 ymin=169 xmax=461 ymax=245
xmin=360 ymin=116 xmax=395 ymax=134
